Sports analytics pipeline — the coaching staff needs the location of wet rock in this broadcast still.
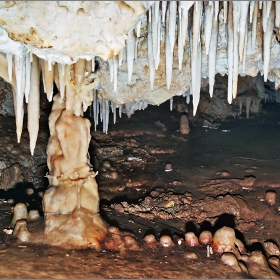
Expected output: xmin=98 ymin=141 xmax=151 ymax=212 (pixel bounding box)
xmin=264 ymin=241 xmax=280 ymax=256
xmin=221 ymin=253 xmax=243 ymax=273
xmin=265 ymin=190 xmax=277 ymax=205
xmin=0 ymin=164 xmax=23 ymax=190
xmin=184 ymin=252 xmax=198 ymax=260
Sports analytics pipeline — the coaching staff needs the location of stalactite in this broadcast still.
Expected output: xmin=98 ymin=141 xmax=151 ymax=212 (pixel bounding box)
xmin=204 ymin=1 xmax=214 ymax=56
xmin=136 ymin=20 xmax=141 ymax=37
xmin=276 ymin=1 xmax=280 ymax=27
xmin=238 ymin=1 xmax=249 ymax=63
xmin=93 ymin=90 xmax=97 ymax=131
xmin=113 ymin=55 xmax=118 ymax=92
xmin=6 ymin=53 xmax=13 ymax=82
xmin=74 ymin=58 xmax=86 ymax=92
xmin=214 ymin=1 xmax=219 ymax=21
xmin=242 ymin=19 xmax=248 ymax=73
xmin=155 ymin=11 xmax=161 ymax=70
xmin=118 ymin=104 xmax=122 ymax=118
xmin=252 ymin=2 xmax=259 ymax=53
xmin=209 ymin=12 xmax=218 ymax=98
xmin=263 ymin=2 xmax=275 ymax=82
xmin=57 ymin=64 xmax=66 ymax=100
xmin=262 ymin=1 xmax=268 ymax=33
xmin=126 ymin=29 xmax=136 ymax=83
xmin=227 ymin=1 xmax=234 ymax=104
xmin=24 ymin=52 xmax=31 ymax=103
xmin=168 ymin=1 xmax=177 ymax=53
xmin=118 ymin=48 xmax=124 ymax=66
xmin=232 ymin=2 xmax=240 ymax=99
xmin=14 ymin=54 xmax=25 ymax=143
xmin=42 ymin=59 xmax=54 ymax=102
xmin=165 ymin=9 xmax=173 ymax=90
xmin=191 ymin=33 xmax=202 ymax=116
xmin=27 ymin=55 xmax=40 ymax=155
xmin=192 ymin=1 xmax=202 ymax=59
xmin=249 ymin=1 xmax=255 ymax=23
xmin=108 ymin=58 xmax=113 ymax=83
xmin=148 ymin=20 xmax=155 ymax=90
xmin=161 ymin=1 xmax=167 ymax=23
xmin=259 ymin=1 xmax=262 ymax=9
xmin=169 ymin=97 xmax=173 ymax=111
xmin=152 ymin=3 xmax=158 ymax=59
xmin=178 ymin=5 xmax=189 ymax=70
xmin=223 ymin=1 xmax=227 ymax=23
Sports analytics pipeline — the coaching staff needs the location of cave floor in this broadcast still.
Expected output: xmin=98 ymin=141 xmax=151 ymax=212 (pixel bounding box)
xmin=0 ymin=98 xmax=280 ymax=278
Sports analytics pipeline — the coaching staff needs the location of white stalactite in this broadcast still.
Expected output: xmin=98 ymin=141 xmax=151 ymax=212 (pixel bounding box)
xmin=24 ymin=52 xmax=31 ymax=103
xmin=227 ymin=1 xmax=234 ymax=104
xmin=168 ymin=1 xmax=177 ymax=53
xmin=136 ymin=20 xmax=141 ymax=37
xmin=214 ymin=1 xmax=219 ymax=21
xmin=209 ymin=13 xmax=218 ymax=98
xmin=263 ymin=2 xmax=275 ymax=82
xmin=178 ymin=6 xmax=189 ymax=70
xmin=165 ymin=9 xmax=173 ymax=90
xmin=232 ymin=2 xmax=240 ymax=99
xmin=238 ymin=1 xmax=249 ymax=63
xmin=6 ymin=53 xmax=13 ymax=82
xmin=276 ymin=1 xmax=280 ymax=27
xmin=108 ymin=58 xmax=114 ymax=83
xmin=191 ymin=40 xmax=201 ymax=116
xmin=161 ymin=1 xmax=167 ymax=23
xmin=42 ymin=59 xmax=54 ymax=102
xmin=249 ymin=1 xmax=255 ymax=23
xmin=192 ymin=1 xmax=202 ymax=59
xmin=169 ymin=97 xmax=173 ymax=111
xmin=58 ymin=63 xmax=66 ymax=100
xmin=252 ymin=1 xmax=259 ymax=53
xmin=148 ymin=20 xmax=155 ymax=90
xmin=155 ymin=11 xmax=161 ymax=70
xmin=152 ymin=3 xmax=159 ymax=60
xmin=223 ymin=1 xmax=227 ymax=23
xmin=126 ymin=29 xmax=136 ymax=83
xmin=14 ymin=54 xmax=25 ymax=143
xmin=113 ymin=55 xmax=118 ymax=92
xmin=204 ymin=2 xmax=214 ymax=56
xmin=28 ymin=55 xmax=40 ymax=155
xmin=262 ymin=1 xmax=268 ymax=33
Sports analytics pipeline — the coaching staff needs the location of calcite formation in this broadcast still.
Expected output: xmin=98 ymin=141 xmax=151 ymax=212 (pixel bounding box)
xmin=0 ymin=1 xmax=280 ymax=248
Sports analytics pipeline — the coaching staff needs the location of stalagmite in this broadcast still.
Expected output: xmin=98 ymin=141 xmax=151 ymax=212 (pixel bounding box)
xmin=148 ymin=20 xmax=155 ymax=90
xmin=238 ymin=1 xmax=249 ymax=63
xmin=204 ymin=1 xmax=214 ymax=56
xmin=251 ymin=2 xmax=259 ymax=53
xmin=126 ymin=29 xmax=136 ymax=83
xmin=44 ymin=92 xmax=107 ymax=249
xmin=42 ymin=59 xmax=54 ymax=102
xmin=263 ymin=2 xmax=275 ymax=82
xmin=27 ymin=55 xmax=40 ymax=155
xmin=168 ymin=1 xmax=177 ymax=53
xmin=165 ymin=10 xmax=173 ymax=90
xmin=209 ymin=12 xmax=218 ymax=98
xmin=227 ymin=1 xmax=234 ymax=104
xmin=6 ymin=53 xmax=13 ymax=82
